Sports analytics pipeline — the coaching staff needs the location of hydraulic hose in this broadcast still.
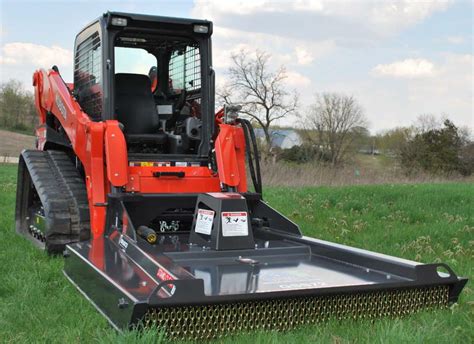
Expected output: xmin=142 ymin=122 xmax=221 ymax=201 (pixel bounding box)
xmin=237 ymin=118 xmax=262 ymax=194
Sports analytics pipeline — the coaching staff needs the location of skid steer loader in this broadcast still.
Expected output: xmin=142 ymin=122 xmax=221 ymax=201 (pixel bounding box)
xmin=15 ymin=12 xmax=467 ymax=340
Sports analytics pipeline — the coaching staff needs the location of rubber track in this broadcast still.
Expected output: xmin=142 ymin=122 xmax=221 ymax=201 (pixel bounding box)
xmin=19 ymin=150 xmax=90 ymax=252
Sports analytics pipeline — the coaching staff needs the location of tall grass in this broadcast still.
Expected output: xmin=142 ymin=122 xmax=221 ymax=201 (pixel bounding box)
xmin=260 ymin=160 xmax=473 ymax=187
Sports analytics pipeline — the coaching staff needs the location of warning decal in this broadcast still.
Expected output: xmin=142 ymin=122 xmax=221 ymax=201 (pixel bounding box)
xmin=195 ymin=209 xmax=215 ymax=235
xmin=222 ymin=212 xmax=248 ymax=237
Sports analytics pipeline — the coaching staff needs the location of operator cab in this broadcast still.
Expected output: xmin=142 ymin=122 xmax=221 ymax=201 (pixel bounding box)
xmin=115 ymin=35 xmax=203 ymax=155
xmin=73 ymin=12 xmax=214 ymax=159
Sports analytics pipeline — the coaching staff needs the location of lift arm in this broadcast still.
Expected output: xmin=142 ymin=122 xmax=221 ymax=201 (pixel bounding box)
xmin=33 ymin=68 xmax=128 ymax=236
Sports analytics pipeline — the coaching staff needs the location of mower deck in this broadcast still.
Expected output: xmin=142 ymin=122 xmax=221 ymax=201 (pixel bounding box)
xmin=64 ymin=227 xmax=467 ymax=339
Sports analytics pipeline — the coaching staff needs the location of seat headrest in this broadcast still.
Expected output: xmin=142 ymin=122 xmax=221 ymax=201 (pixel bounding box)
xmin=115 ymin=73 xmax=152 ymax=96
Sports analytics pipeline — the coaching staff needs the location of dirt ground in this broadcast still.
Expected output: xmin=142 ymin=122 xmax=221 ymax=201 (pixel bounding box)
xmin=0 ymin=129 xmax=35 ymax=158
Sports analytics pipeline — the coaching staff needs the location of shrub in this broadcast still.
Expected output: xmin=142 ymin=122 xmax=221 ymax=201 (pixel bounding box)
xmin=278 ymin=145 xmax=330 ymax=164
xmin=400 ymin=120 xmax=472 ymax=176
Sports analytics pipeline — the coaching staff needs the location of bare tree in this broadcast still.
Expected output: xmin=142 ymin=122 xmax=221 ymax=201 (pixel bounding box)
xmin=303 ymin=93 xmax=368 ymax=165
xmin=414 ymin=114 xmax=441 ymax=134
xmin=219 ymin=50 xmax=298 ymax=156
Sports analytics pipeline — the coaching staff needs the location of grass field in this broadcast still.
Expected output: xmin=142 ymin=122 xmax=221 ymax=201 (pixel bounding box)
xmin=0 ymin=163 xmax=472 ymax=343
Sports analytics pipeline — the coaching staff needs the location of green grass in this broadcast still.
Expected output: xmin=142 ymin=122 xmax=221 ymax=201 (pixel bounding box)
xmin=0 ymin=164 xmax=472 ymax=343
xmin=353 ymin=153 xmax=396 ymax=171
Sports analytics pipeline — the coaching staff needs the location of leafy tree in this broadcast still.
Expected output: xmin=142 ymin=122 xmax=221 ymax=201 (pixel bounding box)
xmin=376 ymin=127 xmax=413 ymax=155
xmin=278 ymin=144 xmax=328 ymax=164
xmin=400 ymin=119 xmax=471 ymax=175
xmin=0 ymin=80 xmax=36 ymax=133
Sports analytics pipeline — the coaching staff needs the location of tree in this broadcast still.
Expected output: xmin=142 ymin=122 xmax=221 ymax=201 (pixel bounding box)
xmin=414 ymin=113 xmax=441 ymax=134
xmin=219 ymin=50 xmax=298 ymax=156
xmin=376 ymin=127 xmax=413 ymax=155
xmin=0 ymin=80 xmax=36 ymax=133
xmin=302 ymin=93 xmax=368 ymax=165
xmin=400 ymin=119 xmax=471 ymax=175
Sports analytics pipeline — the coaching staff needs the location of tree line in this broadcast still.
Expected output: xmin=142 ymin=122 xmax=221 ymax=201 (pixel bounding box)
xmin=376 ymin=116 xmax=473 ymax=176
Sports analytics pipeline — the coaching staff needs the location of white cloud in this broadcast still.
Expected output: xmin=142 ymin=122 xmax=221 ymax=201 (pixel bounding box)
xmin=294 ymin=46 xmax=314 ymax=65
xmin=192 ymin=0 xmax=452 ymax=38
xmin=0 ymin=42 xmax=73 ymax=89
xmin=194 ymin=0 xmax=276 ymax=16
xmin=0 ymin=42 xmax=72 ymax=68
xmin=371 ymin=58 xmax=436 ymax=78
xmin=211 ymin=26 xmax=334 ymax=71
xmin=212 ymin=39 xmax=254 ymax=69
xmin=326 ymin=53 xmax=473 ymax=131
xmin=368 ymin=0 xmax=452 ymax=35
xmin=445 ymin=35 xmax=465 ymax=45
xmin=406 ymin=54 xmax=473 ymax=109
xmin=0 ymin=56 xmax=15 ymax=65
xmin=285 ymin=71 xmax=311 ymax=87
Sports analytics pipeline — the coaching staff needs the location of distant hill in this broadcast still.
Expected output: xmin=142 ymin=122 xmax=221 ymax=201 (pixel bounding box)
xmin=0 ymin=129 xmax=35 ymax=157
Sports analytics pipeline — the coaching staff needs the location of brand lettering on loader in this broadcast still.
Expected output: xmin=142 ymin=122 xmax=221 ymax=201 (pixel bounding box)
xmin=55 ymin=94 xmax=67 ymax=120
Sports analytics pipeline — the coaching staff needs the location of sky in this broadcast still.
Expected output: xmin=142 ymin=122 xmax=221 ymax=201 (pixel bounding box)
xmin=0 ymin=0 xmax=472 ymax=133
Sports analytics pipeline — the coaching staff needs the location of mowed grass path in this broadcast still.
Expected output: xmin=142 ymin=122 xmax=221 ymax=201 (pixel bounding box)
xmin=0 ymin=164 xmax=472 ymax=343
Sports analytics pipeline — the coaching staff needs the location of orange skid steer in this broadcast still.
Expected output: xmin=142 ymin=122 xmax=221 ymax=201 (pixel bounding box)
xmin=15 ymin=12 xmax=467 ymax=340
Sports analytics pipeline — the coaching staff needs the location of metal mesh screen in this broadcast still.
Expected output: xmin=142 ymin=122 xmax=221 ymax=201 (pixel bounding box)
xmin=144 ymin=286 xmax=449 ymax=340
xmin=74 ymin=32 xmax=102 ymax=120
xmin=168 ymin=45 xmax=201 ymax=92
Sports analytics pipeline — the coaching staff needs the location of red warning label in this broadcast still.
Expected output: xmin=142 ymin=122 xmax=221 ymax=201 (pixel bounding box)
xmin=221 ymin=212 xmax=248 ymax=237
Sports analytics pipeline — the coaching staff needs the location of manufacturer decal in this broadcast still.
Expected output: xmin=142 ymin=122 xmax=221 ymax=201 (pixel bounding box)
xmin=156 ymin=268 xmax=176 ymax=294
xmin=156 ymin=268 xmax=174 ymax=282
xmin=55 ymin=94 xmax=67 ymax=120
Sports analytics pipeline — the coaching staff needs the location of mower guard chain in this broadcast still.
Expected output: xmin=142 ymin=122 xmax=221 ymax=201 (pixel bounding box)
xmin=143 ymin=285 xmax=449 ymax=340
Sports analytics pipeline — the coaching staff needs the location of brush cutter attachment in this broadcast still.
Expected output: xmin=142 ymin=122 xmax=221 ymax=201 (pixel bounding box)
xmin=64 ymin=193 xmax=467 ymax=340
xmin=17 ymin=11 xmax=468 ymax=341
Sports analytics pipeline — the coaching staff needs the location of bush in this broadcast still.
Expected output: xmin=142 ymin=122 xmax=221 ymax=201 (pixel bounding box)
xmin=278 ymin=145 xmax=330 ymax=164
xmin=459 ymin=142 xmax=474 ymax=176
xmin=400 ymin=120 xmax=472 ymax=176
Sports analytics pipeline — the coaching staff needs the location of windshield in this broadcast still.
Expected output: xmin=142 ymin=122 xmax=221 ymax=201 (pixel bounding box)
xmin=114 ymin=47 xmax=156 ymax=75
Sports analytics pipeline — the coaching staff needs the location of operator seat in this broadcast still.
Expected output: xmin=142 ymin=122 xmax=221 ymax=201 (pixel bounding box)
xmin=115 ymin=73 xmax=167 ymax=145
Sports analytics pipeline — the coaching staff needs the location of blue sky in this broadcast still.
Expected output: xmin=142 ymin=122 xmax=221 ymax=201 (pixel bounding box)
xmin=0 ymin=0 xmax=472 ymax=132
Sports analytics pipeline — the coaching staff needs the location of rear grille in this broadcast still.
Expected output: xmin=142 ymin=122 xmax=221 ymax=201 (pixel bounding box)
xmin=144 ymin=285 xmax=449 ymax=340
